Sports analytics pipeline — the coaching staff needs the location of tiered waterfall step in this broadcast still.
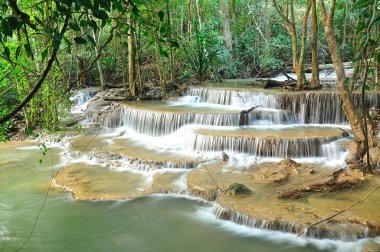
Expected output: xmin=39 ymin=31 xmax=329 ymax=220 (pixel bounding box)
xmin=68 ymin=133 xmax=204 ymax=171
xmin=87 ymin=101 xmax=291 ymax=136
xmin=186 ymin=86 xmax=380 ymax=124
xmin=190 ymin=126 xmax=347 ymax=158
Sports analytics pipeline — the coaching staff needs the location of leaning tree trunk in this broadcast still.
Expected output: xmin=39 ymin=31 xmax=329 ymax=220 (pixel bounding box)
xmin=320 ymin=0 xmax=366 ymax=160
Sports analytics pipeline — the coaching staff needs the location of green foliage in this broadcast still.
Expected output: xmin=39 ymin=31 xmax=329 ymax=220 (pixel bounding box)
xmin=181 ymin=24 xmax=223 ymax=83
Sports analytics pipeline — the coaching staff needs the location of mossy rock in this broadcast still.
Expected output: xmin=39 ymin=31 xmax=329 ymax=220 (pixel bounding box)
xmin=226 ymin=183 xmax=252 ymax=196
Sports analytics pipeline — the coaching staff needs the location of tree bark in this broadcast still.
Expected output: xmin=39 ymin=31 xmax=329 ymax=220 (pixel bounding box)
xmin=92 ymin=28 xmax=105 ymax=90
xmin=310 ymin=0 xmax=320 ymax=87
xmin=128 ymin=14 xmax=136 ymax=96
xmin=166 ymin=1 xmax=174 ymax=83
xmin=220 ymin=0 xmax=233 ymax=56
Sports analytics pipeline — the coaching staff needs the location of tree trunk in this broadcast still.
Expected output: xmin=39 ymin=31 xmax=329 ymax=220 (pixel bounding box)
xmin=289 ymin=24 xmax=304 ymax=88
xmin=297 ymin=1 xmax=311 ymax=88
xmin=319 ymin=0 xmax=366 ymax=160
xmin=220 ymin=0 xmax=233 ymax=56
xmin=273 ymin=0 xmax=309 ymax=89
xmin=230 ymin=0 xmax=236 ymax=20
xmin=92 ymin=28 xmax=105 ymax=91
xmin=134 ymin=21 xmax=143 ymax=95
xmin=155 ymin=41 xmax=165 ymax=97
xmin=310 ymin=0 xmax=320 ymax=87
xmin=166 ymin=2 xmax=174 ymax=83
xmin=187 ymin=0 xmax=192 ymax=41
xmin=128 ymin=14 xmax=136 ymax=96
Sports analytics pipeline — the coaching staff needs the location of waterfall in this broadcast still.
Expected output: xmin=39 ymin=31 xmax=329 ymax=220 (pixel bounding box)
xmin=88 ymin=105 xmax=293 ymax=135
xmin=212 ymin=203 xmax=370 ymax=241
xmin=186 ymin=87 xmax=380 ymax=124
xmin=191 ymin=133 xmax=342 ymax=158
xmin=71 ymin=89 xmax=98 ymax=106
xmin=321 ymin=140 xmax=348 ymax=160
xmin=186 ymin=87 xmax=279 ymax=108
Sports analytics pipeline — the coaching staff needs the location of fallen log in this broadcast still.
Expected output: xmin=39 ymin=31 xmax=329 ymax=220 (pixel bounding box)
xmin=239 ymin=106 xmax=259 ymax=126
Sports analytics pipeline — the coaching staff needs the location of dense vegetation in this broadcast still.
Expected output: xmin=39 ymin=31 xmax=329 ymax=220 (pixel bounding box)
xmin=0 ymin=0 xmax=379 ymax=162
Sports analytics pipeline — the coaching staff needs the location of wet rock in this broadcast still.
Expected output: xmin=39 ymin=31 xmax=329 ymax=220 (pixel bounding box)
xmin=364 ymin=145 xmax=380 ymax=169
xmin=222 ymin=152 xmax=229 ymax=162
xmin=226 ymin=183 xmax=252 ymax=196
xmin=362 ymin=240 xmax=380 ymax=252
xmin=280 ymin=159 xmax=299 ymax=167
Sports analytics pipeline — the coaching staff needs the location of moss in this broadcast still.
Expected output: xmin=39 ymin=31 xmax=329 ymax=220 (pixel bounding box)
xmin=226 ymin=183 xmax=252 ymax=196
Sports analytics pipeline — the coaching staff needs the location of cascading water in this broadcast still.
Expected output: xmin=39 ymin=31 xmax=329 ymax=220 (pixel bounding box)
xmin=186 ymin=87 xmax=380 ymax=124
xmin=66 ymin=84 xmax=380 ymax=245
xmin=190 ymin=133 xmax=342 ymax=158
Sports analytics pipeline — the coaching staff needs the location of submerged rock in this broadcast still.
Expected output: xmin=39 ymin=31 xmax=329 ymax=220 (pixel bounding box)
xmin=226 ymin=183 xmax=252 ymax=196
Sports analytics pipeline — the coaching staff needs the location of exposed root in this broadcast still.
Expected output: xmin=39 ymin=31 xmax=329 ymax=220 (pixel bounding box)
xmin=279 ymin=178 xmax=362 ymax=199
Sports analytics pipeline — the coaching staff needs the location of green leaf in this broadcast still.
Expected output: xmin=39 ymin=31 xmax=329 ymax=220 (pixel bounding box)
xmin=41 ymin=47 xmax=48 ymax=61
xmin=88 ymin=20 xmax=98 ymax=32
xmin=158 ymin=10 xmax=165 ymax=22
xmin=15 ymin=45 xmax=20 ymax=59
xmin=69 ymin=22 xmax=81 ymax=32
xmin=79 ymin=20 xmax=87 ymax=27
xmin=1 ymin=20 xmax=13 ymax=37
xmin=365 ymin=84 xmax=370 ymax=91
xmin=93 ymin=10 xmax=108 ymax=20
xmin=3 ymin=46 xmax=10 ymax=59
xmin=63 ymin=36 xmax=72 ymax=54
xmin=34 ymin=16 xmax=45 ymax=27
xmin=7 ymin=16 xmax=19 ymax=29
xmin=24 ymin=43 xmax=33 ymax=58
xmin=86 ymin=35 xmax=96 ymax=47
xmin=159 ymin=46 xmax=168 ymax=58
xmin=81 ymin=0 xmax=92 ymax=8
xmin=353 ymin=0 xmax=373 ymax=10
xmin=169 ymin=41 xmax=179 ymax=48
xmin=74 ymin=36 xmax=87 ymax=44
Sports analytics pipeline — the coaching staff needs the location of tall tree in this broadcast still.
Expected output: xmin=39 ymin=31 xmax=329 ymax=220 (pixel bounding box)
xmin=128 ymin=13 xmax=137 ymax=96
xmin=272 ymin=0 xmax=311 ymax=89
xmin=310 ymin=0 xmax=320 ymax=88
xmin=319 ymin=0 xmax=368 ymax=161
xmin=220 ymin=0 xmax=233 ymax=56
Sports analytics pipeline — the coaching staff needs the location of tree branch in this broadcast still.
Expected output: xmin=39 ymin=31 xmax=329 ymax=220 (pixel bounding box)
xmin=65 ymin=20 xmax=120 ymax=93
xmin=7 ymin=0 xmax=37 ymax=30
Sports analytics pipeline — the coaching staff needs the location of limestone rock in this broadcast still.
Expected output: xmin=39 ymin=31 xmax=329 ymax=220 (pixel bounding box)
xmin=364 ymin=145 xmax=380 ymax=169
xmin=222 ymin=152 xmax=229 ymax=162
